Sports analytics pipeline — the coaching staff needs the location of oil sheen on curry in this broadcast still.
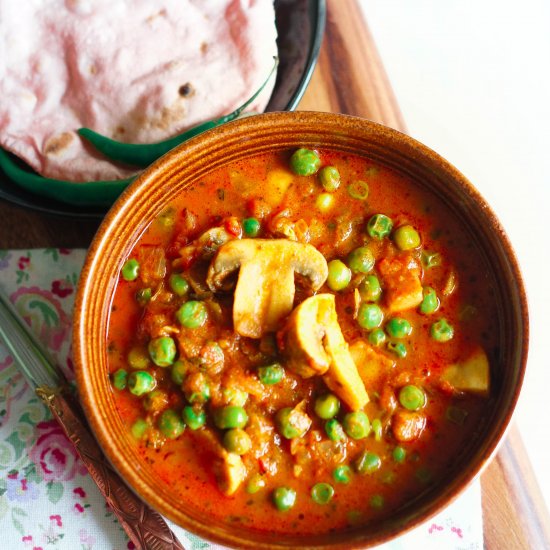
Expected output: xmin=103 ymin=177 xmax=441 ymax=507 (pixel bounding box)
xmin=107 ymin=147 xmax=496 ymax=535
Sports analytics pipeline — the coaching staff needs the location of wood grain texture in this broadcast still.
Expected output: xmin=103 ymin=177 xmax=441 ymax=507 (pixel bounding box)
xmin=0 ymin=0 xmax=548 ymax=547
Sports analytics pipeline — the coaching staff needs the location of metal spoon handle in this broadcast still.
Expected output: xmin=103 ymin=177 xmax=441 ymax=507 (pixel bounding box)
xmin=36 ymin=386 xmax=185 ymax=550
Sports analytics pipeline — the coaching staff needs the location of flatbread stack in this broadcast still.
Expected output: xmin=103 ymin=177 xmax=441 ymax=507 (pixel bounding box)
xmin=0 ymin=0 xmax=278 ymax=182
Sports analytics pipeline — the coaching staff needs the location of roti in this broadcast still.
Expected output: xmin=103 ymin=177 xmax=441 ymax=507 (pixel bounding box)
xmin=0 ymin=0 xmax=277 ymax=182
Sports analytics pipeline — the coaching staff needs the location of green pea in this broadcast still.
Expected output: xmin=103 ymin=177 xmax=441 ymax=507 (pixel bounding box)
xmin=311 ymin=482 xmax=334 ymax=504
xmin=347 ymin=246 xmax=375 ymax=274
xmin=381 ymin=471 xmax=396 ymax=485
xmin=347 ymin=180 xmax=369 ymax=200
xmin=171 ymin=359 xmax=190 ymax=385
xmin=357 ymin=303 xmax=384 ymax=330
xmin=143 ymin=390 xmax=169 ymax=412
xmin=221 ymin=387 xmax=248 ymax=407
xmin=327 ymin=259 xmax=352 ymax=291
xmin=258 ymin=363 xmax=284 ymax=385
xmin=182 ymin=406 xmax=206 ymax=430
xmin=121 ymin=258 xmax=139 ymax=281
xmin=112 ymin=369 xmax=127 ymax=390
xmin=430 ymin=318 xmax=454 ymax=342
xmin=421 ymin=250 xmax=442 ymax=268
xmin=176 ymin=301 xmax=207 ymax=328
xmin=316 ymin=192 xmax=334 ymax=212
xmin=246 ymin=473 xmax=266 ymax=494
xmin=358 ymin=275 xmax=382 ymax=302
xmin=399 ymin=385 xmax=426 ymax=411
xmin=393 ymin=446 xmax=407 ymax=463
xmin=387 ymin=341 xmax=407 ymax=358
xmin=223 ymin=428 xmax=252 ymax=455
xmin=183 ymin=372 xmax=210 ymax=404
xmin=276 ymin=407 xmax=311 ymax=439
xmin=367 ymin=214 xmax=393 ymax=239
xmin=214 ymin=406 xmax=248 ymax=429
xmin=131 ymin=418 xmax=149 ymax=439
xmin=385 ymin=318 xmax=412 ymax=339
xmin=393 ymin=225 xmax=421 ymax=250
xmin=325 ymin=419 xmax=347 ymax=442
xmin=372 ymin=418 xmax=383 ymax=441
xmin=318 ymin=166 xmax=340 ymax=191
xmin=333 ymin=465 xmax=352 ymax=484
xmin=419 ymin=286 xmax=440 ymax=315
xmin=370 ymin=494 xmax=385 ymax=509
xmin=272 ymin=487 xmax=297 ymax=511
xmin=343 ymin=411 xmax=371 ymax=440
xmin=289 ymin=148 xmax=320 ymax=176
xmin=127 ymin=370 xmax=156 ymax=396
xmin=136 ymin=287 xmax=152 ymax=306
xmin=128 ymin=346 xmax=150 ymax=369
xmin=368 ymin=328 xmax=386 ymax=347
xmin=355 ymin=451 xmax=381 ymax=474
xmin=243 ymin=217 xmax=261 ymax=237
xmin=314 ymin=394 xmax=340 ymax=419
xmin=169 ymin=273 xmax=189 ymax=296
xmin=148 ymin=336 xmax=177 ymax=367
xmin=158 ymin=409 xmax=186 ymax=439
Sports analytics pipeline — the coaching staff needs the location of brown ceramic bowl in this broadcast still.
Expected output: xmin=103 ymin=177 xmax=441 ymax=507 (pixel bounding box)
xmin=73 ymin=111 xmax=528 ymax=548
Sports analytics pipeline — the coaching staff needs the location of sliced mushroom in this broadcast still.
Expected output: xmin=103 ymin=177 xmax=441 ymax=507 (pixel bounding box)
xmin=279 ymin=294 xmax=369 ymax=410
xmin=206 ymin=239 xmax=328 ymax=338
xmin=441 ymin=346 xmax=490 ymax=397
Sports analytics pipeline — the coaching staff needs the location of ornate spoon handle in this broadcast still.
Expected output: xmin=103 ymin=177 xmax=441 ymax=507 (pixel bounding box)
xmin=36 ymin=386 xmax=185 ymax=550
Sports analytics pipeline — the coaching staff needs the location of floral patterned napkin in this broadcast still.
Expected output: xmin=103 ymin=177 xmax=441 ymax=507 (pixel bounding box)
xmin=0 ymin=249 xmax=482 ymax=550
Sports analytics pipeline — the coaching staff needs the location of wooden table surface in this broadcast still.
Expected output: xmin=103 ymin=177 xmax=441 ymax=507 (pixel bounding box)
xmin=1 ymin=1 xmax=549 ymax=548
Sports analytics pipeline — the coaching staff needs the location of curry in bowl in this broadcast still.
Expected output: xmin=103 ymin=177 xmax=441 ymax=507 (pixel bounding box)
xmin=105 ymin=143 xmax=497 ymax=535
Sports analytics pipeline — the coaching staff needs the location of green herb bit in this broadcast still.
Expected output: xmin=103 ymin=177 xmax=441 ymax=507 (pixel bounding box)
xmin=430 ymin=318 xmax=454 ymax=342
xmin=121 ymin=258 xmax=139 ymax=281
xmin=370 ymin=494 xmax=385 ymax=509
xmin=136 ymin=287 xmax=152 ymax=306
xmin=272 ymin=487 xmax=297 ymax=511
xmin=311 ymin=482 xmax=334 ymax=504
xmin=347 ymin=180 xmax=369 ymax=200
xmin=416 ymin=466 xmax=432 ymax=483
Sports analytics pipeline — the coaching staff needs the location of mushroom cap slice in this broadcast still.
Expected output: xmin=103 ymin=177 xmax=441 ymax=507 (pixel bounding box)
xmin=206 ymin=239 xmax=328 ymax=338
xmin=279 ymin=293 xmax=369 ymax=411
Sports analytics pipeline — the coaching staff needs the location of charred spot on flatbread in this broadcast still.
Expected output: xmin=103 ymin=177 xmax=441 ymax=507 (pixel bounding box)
xmin=44 ymin=133 xmax=74 ymax=156
xmin=179 ymin=83 xmax=195 ymax=98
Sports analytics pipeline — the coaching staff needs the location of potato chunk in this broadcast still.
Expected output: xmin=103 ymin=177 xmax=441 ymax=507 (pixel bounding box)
xmin=349 ymin=339 xmax=396 ymax=388
xmin=378 ymin=253 xmax=423 ymax=313
xmin=279 ymin=294 xmax=368 ymax=410
xmin=441 ymin=346 xmax=490 ymax=397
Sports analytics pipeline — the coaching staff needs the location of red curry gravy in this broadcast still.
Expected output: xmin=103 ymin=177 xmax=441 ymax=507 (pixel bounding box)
xmin=106 ymin=148 xmax=497 ymax=535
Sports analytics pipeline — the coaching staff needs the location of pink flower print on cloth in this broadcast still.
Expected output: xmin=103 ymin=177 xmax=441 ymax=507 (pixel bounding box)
xmin=29 ymin=420 xmax=87 ymax=482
